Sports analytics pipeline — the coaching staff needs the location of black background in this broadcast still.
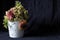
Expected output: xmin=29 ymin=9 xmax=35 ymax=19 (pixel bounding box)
xmin=1 ymin=0 xmax=60 ymax=36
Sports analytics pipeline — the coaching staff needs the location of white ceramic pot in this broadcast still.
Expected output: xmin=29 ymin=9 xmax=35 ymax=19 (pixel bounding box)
xmin=8 ymin=20 xmax=24 ymax=38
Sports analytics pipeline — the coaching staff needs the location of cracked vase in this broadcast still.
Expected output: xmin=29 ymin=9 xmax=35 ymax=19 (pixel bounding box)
xmin=8 ymin=20 xmax=24 ymax=38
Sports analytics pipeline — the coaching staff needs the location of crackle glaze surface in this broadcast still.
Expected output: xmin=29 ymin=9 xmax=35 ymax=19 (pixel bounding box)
xmin=8 ymin=21 xmax=24 ymax=38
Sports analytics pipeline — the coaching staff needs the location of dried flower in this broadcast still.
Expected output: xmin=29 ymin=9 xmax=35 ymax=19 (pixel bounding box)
xmin=3 ymin=1 xmax=29 ymax=29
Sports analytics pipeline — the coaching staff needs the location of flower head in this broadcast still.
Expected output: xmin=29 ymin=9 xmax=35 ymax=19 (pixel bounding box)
xmin=3 ymin=1 xmax=29 ymax=29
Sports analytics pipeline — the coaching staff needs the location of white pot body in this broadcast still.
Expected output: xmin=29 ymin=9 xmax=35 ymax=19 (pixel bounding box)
xmin=8 ymin=21 xmax=24 ymax=38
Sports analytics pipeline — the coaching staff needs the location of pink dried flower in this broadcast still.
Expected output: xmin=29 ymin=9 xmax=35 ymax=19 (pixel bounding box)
xmin=18 ymin=20 xmax=27 ymax=30
xmin=6 ymin=9 xmax=14 ymax=20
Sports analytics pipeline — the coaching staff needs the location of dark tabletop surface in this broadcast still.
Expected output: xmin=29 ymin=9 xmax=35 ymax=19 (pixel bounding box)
xmin=0 ymin=32 xmax=60 ymax=40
